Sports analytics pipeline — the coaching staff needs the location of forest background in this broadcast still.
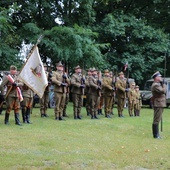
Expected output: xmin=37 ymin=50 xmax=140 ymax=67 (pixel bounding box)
xmin=1 ymin=0 xmax=170 ymax=87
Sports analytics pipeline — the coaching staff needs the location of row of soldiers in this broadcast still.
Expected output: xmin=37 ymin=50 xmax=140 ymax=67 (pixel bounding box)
xmin=47 ymin=62 xmax=142 ymax=121
xmin=0 ymin=62 xmax=142 ymax=125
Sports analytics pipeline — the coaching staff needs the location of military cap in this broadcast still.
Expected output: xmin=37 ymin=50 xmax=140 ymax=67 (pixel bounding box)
xmin=10 ymin=65 xmax=17 ymax=70
xmin=119 ymin=71 xmax=124 ymax=75
xmin=104 ymin=69 xmax=110 ymax=73
xmin=91 ymin=67 xmax=97 ymax=72
xmin=131 ymin=82 xmax=136 ymax=86
xmin=56 ymin=61 xmax=63 ymax=67
xmin=74 ymin=65 xmax=81 ymax=70
xmin=151 ymin=71 xmax=162 ymax=79
xmin=135 ymin=85 xmax=139 ymax=88
xmin=87 ymin=68 xmax=92 ymax=72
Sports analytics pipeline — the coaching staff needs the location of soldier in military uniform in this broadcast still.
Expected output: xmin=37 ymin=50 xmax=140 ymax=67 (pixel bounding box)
xmin=115 ymin=71 xmax=129 ymax=117
xmin=51 ymin=61 xmax=70 ymax=120
xmin=102 ymin=69 xmax=115 ymax=118
xmin=20 ymin=83 xmax=34 ymax=123
xmin=134 ymin=85 xmax=142 ymax=116
xmin=0 ymin=65 xmax=22 ymax=125
xmin=40 ymin=63 xmax=51 ymax=117
xmin=71 ymin=65 xmax=85 ymax=119
xmin=127 ymin=82 xmax=136 ymax=117
xmin=88 ymin=68 xmax=101 ymax=119
xmin=151 ymin=71 xmax=166 ymax=139
xmin=85 ymin=68 xmax=92 ymax=116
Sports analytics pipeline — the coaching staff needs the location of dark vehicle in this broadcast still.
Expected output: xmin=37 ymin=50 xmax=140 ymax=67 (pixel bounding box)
xmin=140 ymin=78 xmax=170 ymax=107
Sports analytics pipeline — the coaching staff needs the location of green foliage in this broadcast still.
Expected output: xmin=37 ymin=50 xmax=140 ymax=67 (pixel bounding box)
xmin=1 ymin=0 xmax=170 ymax=85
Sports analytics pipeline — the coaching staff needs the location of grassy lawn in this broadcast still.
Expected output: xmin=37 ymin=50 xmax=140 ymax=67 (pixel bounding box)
xmin=0 ymin=103 xmax=169 ymax=170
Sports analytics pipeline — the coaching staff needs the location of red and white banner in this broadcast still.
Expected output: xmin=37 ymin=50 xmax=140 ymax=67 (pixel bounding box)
xmin=7 ymin=75 xmax=23 ymax=101
xmin=18 ymin=46 xmax=48 ymax=98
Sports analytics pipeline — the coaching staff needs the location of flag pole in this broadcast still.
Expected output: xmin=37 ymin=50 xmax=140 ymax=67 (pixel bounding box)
xmin=18 ymin=35 xmax=43 ymax=75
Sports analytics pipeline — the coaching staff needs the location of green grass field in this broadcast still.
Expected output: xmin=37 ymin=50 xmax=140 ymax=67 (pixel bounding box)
xmin=0 ymin=103 xmax=169 ymax=170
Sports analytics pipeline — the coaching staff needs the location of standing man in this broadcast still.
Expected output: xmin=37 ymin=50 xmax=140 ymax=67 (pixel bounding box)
xmin=102 ymin=69 xmax=114 ymax=118
xmin=0 ymin=65 xmax=22 ymax=125
xmin=115 ymin=71 xmax=129 ymax=117
xmin=151 ymin=71 xmax=166 ymax=139
xmin=71 ymin=65 xmax=85 ymax=119
xmin=40 ymin=63 xmax=51 ymax=117
xmin=51 ymin=61 xmax=70 ymax=120
xmin=88 ymin=68 xmax=101 ymax=119
xmin=20 ymin=83 xmax=34 ymax=124
xmin=127 ymin=82 xmax=136 ymax=117
xmin=134 ymin=85 xmax=142 ymax=116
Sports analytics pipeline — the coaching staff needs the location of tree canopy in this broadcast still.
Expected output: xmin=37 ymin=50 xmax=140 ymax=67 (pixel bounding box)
xmin=0 ymin=0 xmax=170 ymax=85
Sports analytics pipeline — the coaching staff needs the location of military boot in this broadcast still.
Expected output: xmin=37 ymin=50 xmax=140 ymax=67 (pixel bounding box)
xmin=152 ymin=124 xmax=161 ymax=139
xmin=26 ymin=108 xmax=31 ymax=124
xmin=4 ymin=112 xmax=9 ymax=125
xmin=22 ymin=108 xmax=26 ymax=123
xmin=15 ymin=113 xmax=22 ymax=126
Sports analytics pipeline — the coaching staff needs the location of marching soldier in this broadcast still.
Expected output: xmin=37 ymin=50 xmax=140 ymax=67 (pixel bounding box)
xmin=127 ymin=82 xmax=136 ymax=117
xmin=20 ymin=83 xmax=34 ymax=123
xmin=151 ymin=71 xmax=166 ymax=139
xmin=40 ymin=63 xmax=51 ymax=117
xmin=88 ymin=68 xmax=101 ymax=119
xmin=102 ymin=69 xmax=115 ymax=118
xmin=0 ymin=65 xmax=22 ymax=125
xmin=51 ymin=61 xmax=70 ymax=121
xmin=134 ymin=85 xmax=142 ymax=116
xmin=71 ymin=65 xmax=85 ymax=119
xmin=115 ymin=71 xmax=129 ymax=117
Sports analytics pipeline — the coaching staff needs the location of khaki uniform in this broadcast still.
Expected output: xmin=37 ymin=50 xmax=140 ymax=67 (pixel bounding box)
xmin=21 ymin=84 xmax=34 ymax=123
xmin=127 ymin=88 xmax=136 ymax=116
xmin=40 ymin=71 xmax=50 ymax=117
xmin=52 ymin=70 xmax=70 ymax=120
xmin=134 ymin=91 xmax=142 ymax=116
xmin=71 ymin=73 xmax=84 ymax=119
xmin=102 ymin=76 xmax=114 ymax=118
xmin=151 ymin=82 xmax=166 ymax=124
xmin=115 ymin=77 xmax=127 ymax=117
xmin=88 ymin=75 xmax=101 ymax=119
xmin=0 ymin=74 xmax=22 ymax=125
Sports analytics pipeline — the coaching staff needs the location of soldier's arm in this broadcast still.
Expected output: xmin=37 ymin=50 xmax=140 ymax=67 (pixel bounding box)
xmin=103 ymin=78 xmax=112 ymax=90
xmin=89 ymin=77 xmax=98 ymax=89
xmin=51 ymin=72 xmax=62 ymax=86
xmin=116 ymin=80 xmax=126 ymax=92
xmin=71 ymin=74 xmax=81 ymax=87
xmin=154 ymin=84 xmax=166 ymax=94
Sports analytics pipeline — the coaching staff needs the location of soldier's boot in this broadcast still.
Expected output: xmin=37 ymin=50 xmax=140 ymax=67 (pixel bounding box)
xmin=86 ymin=107 xmax=90 ymax=116
xmin=59 ymin=112 xmax=65 ymax=121
xmin=15 ymin=113 xmax=22 ymax=126
xmin=44 ymin=109 xmax=49 ymax=117
xmin=77 ymin=112 xmax=82 ymax=119
xmin=152 ymin=124 xmax=161 ymax=139
xmin=4 ymin=112 xmax=9 ymax=125
xmin=22 ymin=108 xmax=27 ymax=123
xmin=40 ymin=109 xmax=45 ymax=117
xmin=26 ymin=108 xmax=31 ymax=124
xmin=63 ymin=107 xmax=69 ymax=117
xmin=91 ymin=112 xmax=94 ymax=119
xmin=73 ymin=107 xmax=77 ymax=119
xmin=129 ymin=110 xmax=133 ymax=117
xmin=94 ymin=111 xmax=98 ymax=119
xmin=137 ymin=111 xmax=140 ymax=116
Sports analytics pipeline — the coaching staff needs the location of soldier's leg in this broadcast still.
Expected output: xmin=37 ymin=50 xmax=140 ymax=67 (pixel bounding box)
xmin=14 ymin=98 xmax=22 ymax=126
xmin=40 ymin=96 xmax=45 ymax=117
xmin=77 ymin=94 xmax=83 ymax=119
xmin=54 ymin=92 xmax=61 ymax=120
xmin=4 ymin=97 xmax=14 ymax=125
xmin=72 ymin=93 xmax=78 ymax=119
xmin=44 ymin=92 xmax=49 ymax=117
